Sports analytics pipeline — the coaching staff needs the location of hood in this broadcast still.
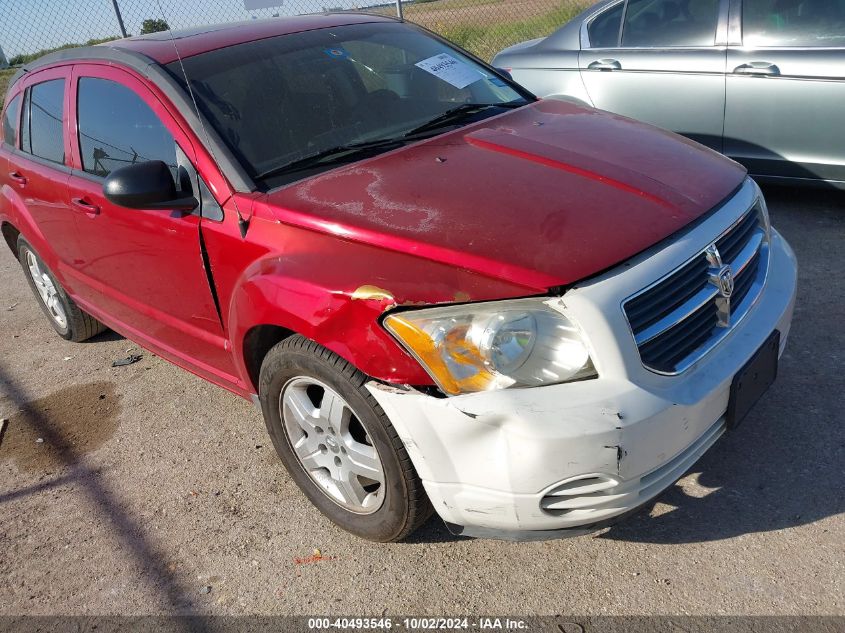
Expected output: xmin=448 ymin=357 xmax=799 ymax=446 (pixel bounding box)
xmin=263 ymin=99 xmax=747 ymax=291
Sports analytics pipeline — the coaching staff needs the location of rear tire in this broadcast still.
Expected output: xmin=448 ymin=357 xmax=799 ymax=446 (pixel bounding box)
xmin=259 ymin=335 xmax=433 ymax=542
xmin=17 ymin=237 xmax=107 ymax=342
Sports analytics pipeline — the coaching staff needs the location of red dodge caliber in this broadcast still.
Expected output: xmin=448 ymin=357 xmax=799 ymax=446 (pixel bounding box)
xmin=0 ymin=14 xmax=797 ymax=541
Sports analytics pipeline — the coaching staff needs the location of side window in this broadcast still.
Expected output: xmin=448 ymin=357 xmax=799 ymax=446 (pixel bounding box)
xmin=77 ymin=77 xmax=177 ymax=178
xmin=743 ymin=0 xmax=845 ymax=47
xmin=621 ymin=0 xmax=720 ymax=47
xmin=589 ymin=3 xmax=624 ymax=47
xmin=25 ymin=79 xmax=66 ymax=164
xmin=2 ymin=94 xmax=21 ymax=146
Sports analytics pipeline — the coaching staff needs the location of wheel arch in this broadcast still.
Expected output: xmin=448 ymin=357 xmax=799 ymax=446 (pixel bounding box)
xmin=1 ymin=221 xmax=20 ymax=256
xmin=242 ymin=323 xmax=297 ymax=394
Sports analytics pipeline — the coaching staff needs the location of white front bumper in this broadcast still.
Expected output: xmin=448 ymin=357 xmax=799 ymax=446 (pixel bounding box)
xmin=368 ymin=183 xmax=797 ymax=539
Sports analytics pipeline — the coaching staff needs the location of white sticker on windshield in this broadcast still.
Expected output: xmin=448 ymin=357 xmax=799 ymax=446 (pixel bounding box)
xmin=415 ymin=53 xmax=483 ymax=89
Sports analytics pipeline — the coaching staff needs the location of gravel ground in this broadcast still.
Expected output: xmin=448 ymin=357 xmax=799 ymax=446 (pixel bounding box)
xmin=0 ymin=185 xmax=843 ymax=616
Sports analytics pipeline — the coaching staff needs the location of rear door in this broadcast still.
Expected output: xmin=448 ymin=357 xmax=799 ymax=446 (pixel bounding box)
xmin=578 ymin=0 xmax=729 ymax=151
xmin=1 ymin=90 xmax=23 ymax=216
xmin=724 ymin=0 xmax=845 ymax=182
xmin=7 ymin=67 xmax=82 ymax=273
xmin=65 ymin=64 xmax=237 ymax=381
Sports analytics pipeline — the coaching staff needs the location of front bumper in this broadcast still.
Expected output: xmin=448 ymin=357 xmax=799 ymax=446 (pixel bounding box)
xmin=368 ymin=186 xmax=797 ymax=540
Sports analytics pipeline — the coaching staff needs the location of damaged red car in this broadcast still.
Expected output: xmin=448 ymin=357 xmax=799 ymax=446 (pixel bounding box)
xmin=0 ymin=14 xmax=796 ymax=542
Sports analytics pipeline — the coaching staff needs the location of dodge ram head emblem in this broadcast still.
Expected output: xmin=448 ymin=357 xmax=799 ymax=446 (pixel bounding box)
xmin=716 ymin=267 xmax=735 ymax=298
xmin=705 ymin=243 xmax=733 ymax=327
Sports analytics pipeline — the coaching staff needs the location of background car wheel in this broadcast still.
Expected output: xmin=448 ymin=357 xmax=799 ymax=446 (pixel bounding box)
xmin=17 ymin=238 xmax=107 ymax=342
xmin=259 ymin=335 xmax=433 ymax=542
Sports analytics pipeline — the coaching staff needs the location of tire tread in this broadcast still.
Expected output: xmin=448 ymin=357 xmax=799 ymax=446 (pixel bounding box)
xmin=17 ymin=238 xmax=107 ymax=343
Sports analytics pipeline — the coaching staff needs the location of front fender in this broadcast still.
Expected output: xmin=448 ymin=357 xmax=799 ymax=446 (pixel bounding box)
xmin=208 ymin=212 xmax=537 ymax=391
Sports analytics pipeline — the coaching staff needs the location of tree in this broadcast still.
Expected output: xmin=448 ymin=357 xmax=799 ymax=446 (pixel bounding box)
xmin=140 ymin=18 xmax=170 ymax=35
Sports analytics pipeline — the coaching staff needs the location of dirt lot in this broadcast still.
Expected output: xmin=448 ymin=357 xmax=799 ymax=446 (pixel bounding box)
xmin=0 ymin=186 xmax=843 ymax=616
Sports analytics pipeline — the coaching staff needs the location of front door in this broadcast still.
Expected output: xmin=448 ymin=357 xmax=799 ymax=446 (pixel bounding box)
xmin=724 ymin=0 xmax=845 ymax=182
xmin=579 ymin=0 xmax=729 ymax=151
xmin=64 ymin=64 xmax=237 ymax=382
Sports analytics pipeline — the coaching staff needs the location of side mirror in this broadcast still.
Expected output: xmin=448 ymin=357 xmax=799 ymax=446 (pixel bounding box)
xmin=103 ymin=160 xmax=198 ymax=211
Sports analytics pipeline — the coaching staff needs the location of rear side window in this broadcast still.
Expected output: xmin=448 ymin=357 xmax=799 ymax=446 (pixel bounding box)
xmin=77 ymin=77 xmax=177 ymax=178
xmin=2 ymin=94 xmax=21 ymax=146
xmin=743 ymin=0 xmax=845 ymax=46
xmin=589 ymin=3 xmax=624 ymax=47
xmin=621 ymin=0 xmax=720 ymax=47
xmin=24 ymin=79 xmax=66 ymax=164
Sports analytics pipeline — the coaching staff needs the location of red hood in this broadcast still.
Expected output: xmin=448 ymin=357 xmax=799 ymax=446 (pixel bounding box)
xmin=262 ymin=100 xmax=746 ymax=291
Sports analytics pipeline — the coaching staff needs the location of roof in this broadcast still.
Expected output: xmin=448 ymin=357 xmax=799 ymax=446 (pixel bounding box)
xmin=106 ymin=13 xmax=395 ymax=64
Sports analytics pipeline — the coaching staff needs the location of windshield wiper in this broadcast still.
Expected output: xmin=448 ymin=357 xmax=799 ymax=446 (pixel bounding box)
xmin=254 ymin=137 xmax=407 ymax=181
xmin=254 ymin=101 xmax=528 ymax=182
xmin=404 ymin=101 xmax=527 ymax=138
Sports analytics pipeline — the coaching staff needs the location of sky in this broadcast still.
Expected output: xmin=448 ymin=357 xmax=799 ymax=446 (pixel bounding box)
xmin=1 ymin=0 xmax=394 ymax=57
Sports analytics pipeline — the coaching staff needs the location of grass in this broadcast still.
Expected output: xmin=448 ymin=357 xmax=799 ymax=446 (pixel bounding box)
xmin=440 ymin=5 xmax=585 ymax=60
xmin=1 ymin=69 xmax=14 ymax=97
xmin=7 ymin=36 xmax=121 ymax=67
xmin=403 ymin=0 xmax=589 ymax=61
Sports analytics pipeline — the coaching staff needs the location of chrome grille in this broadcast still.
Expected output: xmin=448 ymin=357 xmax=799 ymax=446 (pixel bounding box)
xmin=624 ymin=205 xmax=769 ymax=374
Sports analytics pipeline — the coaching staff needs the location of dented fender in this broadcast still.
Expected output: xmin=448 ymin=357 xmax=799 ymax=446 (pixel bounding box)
xmin=200 ymin=204 xmax=537 ymax=391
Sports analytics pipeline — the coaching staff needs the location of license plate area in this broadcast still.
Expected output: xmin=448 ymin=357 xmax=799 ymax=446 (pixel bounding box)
xmin=727 ymin=330 xmax=780 ymax=429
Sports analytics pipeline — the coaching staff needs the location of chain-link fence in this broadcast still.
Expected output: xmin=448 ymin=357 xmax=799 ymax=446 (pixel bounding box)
xmin=1 ymin=0 xmax=588 ymax=71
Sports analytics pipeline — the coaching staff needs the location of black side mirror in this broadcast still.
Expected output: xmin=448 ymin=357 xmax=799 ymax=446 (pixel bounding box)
xmin=103 ymin=160 xmax=198 ymax=211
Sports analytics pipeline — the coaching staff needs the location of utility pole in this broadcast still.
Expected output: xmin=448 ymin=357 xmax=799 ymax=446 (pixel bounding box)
xmin=111 ymin=0 xmax=129 ymax=38
xmin=395 ymin=0 xmax=403 ymax=20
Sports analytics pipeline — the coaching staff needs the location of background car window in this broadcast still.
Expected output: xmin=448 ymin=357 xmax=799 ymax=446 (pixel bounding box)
xmin=743 ymin=0 xmax=845 ymax=46
xmin=25 ymin=79 xmax=65 ymax=164
xmin=77 ymin=77 xmax=177 ymax=178
xmin=589 ymin=3 xmax=624 ymax=47
xmin=2 ymin=94 xmax=21 ymax=146
xmin=621 ymin=0 xmax=720 ymax=46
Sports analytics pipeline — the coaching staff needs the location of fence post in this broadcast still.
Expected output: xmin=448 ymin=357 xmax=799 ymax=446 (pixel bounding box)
xmin=395 ymin=0 xmax=404 ymax=20
xmin=110 ymin=0 xmax=129 ymax=38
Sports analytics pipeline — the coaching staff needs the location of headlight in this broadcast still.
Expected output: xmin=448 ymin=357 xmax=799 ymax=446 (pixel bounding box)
xmin=384 ymin=298 xmax=597 ymax=395
xmin=751 ymin=180 xmax=771 ymax=241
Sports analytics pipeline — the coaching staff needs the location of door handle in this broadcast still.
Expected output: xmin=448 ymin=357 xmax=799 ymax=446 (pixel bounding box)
xmin=733 ymin=62 xmax=780 ymax=76
xmin=8 ymin=171 xmax=27 ymax=187
xmin=587 ymin=58 xmax=622 ymax=71
xmin=71 ymin=197 xmax=100 ymax=217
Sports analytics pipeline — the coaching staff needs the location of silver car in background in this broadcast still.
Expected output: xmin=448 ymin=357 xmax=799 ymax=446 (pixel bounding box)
xmin=493 ymin=0 xmax=845 ymax=188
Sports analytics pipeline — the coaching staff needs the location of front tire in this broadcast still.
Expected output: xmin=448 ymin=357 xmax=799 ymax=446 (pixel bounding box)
xmin=259 ymin=335 xmax=432 ymax=542
xmin=17 ymin=238 xmax=106 ymax=342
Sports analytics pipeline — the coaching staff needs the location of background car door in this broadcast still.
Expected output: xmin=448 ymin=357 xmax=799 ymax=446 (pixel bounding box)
xmin=7 ymin=68 xmax=82 ymax=276
xmin=65 ymin=65 xmax=238 ymax=383
xmin=578 ymin=0 xmax=729 ymax=151
xmin=724 ymin=0 xmax=845 ymax=182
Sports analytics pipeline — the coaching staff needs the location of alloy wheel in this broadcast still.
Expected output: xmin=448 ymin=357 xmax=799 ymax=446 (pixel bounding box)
xmin=280 ymin=377 xmax=385 ymax=514
xmin=25 ymin=251 xmax=67 ymax=329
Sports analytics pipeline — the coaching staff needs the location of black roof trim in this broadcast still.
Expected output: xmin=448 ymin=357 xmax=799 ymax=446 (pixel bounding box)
xmin=10 ymin=45 xmax=254 ymax=193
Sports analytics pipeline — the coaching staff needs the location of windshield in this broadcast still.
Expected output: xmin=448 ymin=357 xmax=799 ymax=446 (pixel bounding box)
xmin=167 ymin=21 xmax=531 ymax=189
